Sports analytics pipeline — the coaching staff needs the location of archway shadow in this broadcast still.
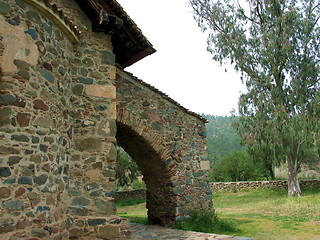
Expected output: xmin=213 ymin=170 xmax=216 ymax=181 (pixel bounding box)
xmin=116 ymin=121 xmax=176 ymax=226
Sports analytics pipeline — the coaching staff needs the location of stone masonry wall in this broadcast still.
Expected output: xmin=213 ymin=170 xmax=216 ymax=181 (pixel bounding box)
xmin=116 ymin=70 xmax=212 ymax=225
xmin=0 ymin=0 xmax=126 ymax=239
xmin=115 ymin=179 xmax=320 ymax=200
xmin=115 ymin=189 xmax=146 ymax=202
xmin=210 ymin=179 xmax=320 ymax=192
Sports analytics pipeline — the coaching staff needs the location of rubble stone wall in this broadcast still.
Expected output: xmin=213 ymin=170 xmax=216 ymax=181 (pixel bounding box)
xmin=210 ymin=179 xmax=320 ymax=192
xmin=116 ymin=70 xmax=212 ymax=225
xmin=115 ymin=179 xmax=320 ymax=200
xmin=115 ymin=189 xmax=146 ymax=201
xmin=0 ymin=0 xmax=126 ymax=239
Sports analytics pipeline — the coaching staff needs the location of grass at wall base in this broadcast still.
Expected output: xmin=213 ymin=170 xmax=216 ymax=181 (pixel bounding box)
xmin=117 ymin=187 xmax=320 ymax=239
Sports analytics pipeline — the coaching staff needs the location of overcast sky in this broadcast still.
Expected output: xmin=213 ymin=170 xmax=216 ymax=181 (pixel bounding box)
xmin=117 ymin=0 xmax=246 ymax=116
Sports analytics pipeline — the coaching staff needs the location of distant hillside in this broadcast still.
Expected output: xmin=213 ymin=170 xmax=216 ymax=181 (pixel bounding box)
xmin=202 ymin=115 xmax=243 ymax=164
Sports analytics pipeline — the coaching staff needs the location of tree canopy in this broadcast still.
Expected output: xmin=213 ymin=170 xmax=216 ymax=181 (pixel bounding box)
xmin=203 ymin=115 xmax=243 ymax=163
xmin=190 ymin=0 xmax=320 ymax=196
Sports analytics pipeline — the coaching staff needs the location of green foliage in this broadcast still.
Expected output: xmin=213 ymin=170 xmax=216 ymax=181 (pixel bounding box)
xmin=115 ymin=147 xmax=141 ymax=188
xmin=175 ymin=211 xmax=238 ymax=234
xmin=203 ymin=115 xmax=243 ymax=163
xmin=190 ymin=0 xmax=320 ymax=196
xmin=117 ymin=200 xmax=148 ymax=225
xmin=116 ymin=199 xmax=145 ymax=207
xmin=210 ymin=151 xmax=264 ymax=182
xmin=123 ymin=216 xmax=148 ymax=225
xmin=131 ymin=179 xmax=146 ymax=190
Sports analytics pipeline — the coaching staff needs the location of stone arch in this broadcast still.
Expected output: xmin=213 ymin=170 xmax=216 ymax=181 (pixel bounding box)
xmin=116 ymin=108 xmax=177 ymax=226
xmin=115 ymin=69 xmax=213 ymax=227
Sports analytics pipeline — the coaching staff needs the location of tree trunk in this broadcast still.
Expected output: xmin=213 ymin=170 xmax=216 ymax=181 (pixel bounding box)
xmin=286 ymin=154 xmax=301 ymax=197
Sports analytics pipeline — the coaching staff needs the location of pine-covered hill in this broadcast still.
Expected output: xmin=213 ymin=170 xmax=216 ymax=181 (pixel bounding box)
xmin=202 ymin=115 xmax=243 ymax=164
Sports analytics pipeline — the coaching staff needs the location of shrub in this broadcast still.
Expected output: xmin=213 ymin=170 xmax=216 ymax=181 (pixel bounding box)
xmin=131 ymin=179 xmax=146 ymax=190
xmin=210 ymin=151 xmax=264 ymax=182
xmin=116 ymin=147 xmax=141 ymax=187
xmin=175 ymin=210 xmax=237 ymax=234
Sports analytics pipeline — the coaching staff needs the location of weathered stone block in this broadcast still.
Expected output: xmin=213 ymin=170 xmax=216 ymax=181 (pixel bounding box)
xmin=39 ymin=144 xmax=48 ymax=153
xmin=193 ymin=171 xmax=204 ymax=178
xmin=88 ymin=218 xmax=107 ymax=226
xmin=24 ymin=29 xmax=38 ymax=40
xmin=8 ymin=156 xmax=22 ymax=166
xmin=0 ymin=167 xmax=11 ymax=177
xmin=1 ymin=94 xmax=26 ymax=107
xmin=68 ymin=207 xmax=88 ymax=216
xmin=100 ymin=51 xmax=115 ymax=65
xmin=109 ymin=100 xmax=117 ymax=119
xmin=0 ymin=2 xmax=11 ymax=14
xmin=69 ymin=228 xmax=84 ymax=238
xmin=77 ymin=77 xmax=93 ymax=84
xmin=0 ymin=107 xmax=11 ymax=126
xmin=0 ymin=218 xmax=15 ymax=233
xmin=18 ymin=176 xmax=33 ymax=185
xmin=3 ymin=200 xmax=25 ymax=210
xmin=85 ymin=84 xmax=116 ymax=99
xmin=200 ymin=161 xmax=210 ymax=170
xmin=11 ymin=134 xmax=29 ymax=142
xmin=71 ymin=197 xmax=90 ymax=207
xmin=97 ymin=224 xmax=121 ymax=239
xmin=108 ymin=65 xmax=117 ymax=80
xmin=74 ymin=137 xmax=103 ymax=152
xmin=95 ymin=199 xmax=116 ymax=215
xmin=0 ymin=15 xmax=38 ymax=74
xmin=0 ymin=146 xmax=20 ymax=154
xmin=85 ymin=169 xmax=102 ymax=182
xmin=34 ymin=174 xmax=48 ymax=185
xmin=108 ymin=143 xmax=117 ymax=162
xmin=27 ymin=192 xmax=40 ymax=206
xmin=16 ymin=112 xmax=31 ymax=127
xmin=33 ymin=99 xmax=49 ymax=111
xmin=16 ymin=216 xmax=32 ymax=229
xmin=31 ymin=228 xmax=49 ymax=238
xmin=36 ymin=206 xmax=50 ymax=212
xmin=30 ymin=154 xmax=41 ymax=163
xmin=0 ymin=187 xmax=11 ymax=198
xmin=34 ymin=115 xmax=53 ymax=127
xmin=26 ymin=10 xmax=41 ymax=24
xmin=15 ymin=187 xmax=26 ymax=197
xmin=72 ymin=84 xmax=84 ymax=96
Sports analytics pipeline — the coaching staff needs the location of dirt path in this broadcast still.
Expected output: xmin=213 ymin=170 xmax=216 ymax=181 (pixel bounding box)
xmin=129 ymin=223 xmax=254 ymax=240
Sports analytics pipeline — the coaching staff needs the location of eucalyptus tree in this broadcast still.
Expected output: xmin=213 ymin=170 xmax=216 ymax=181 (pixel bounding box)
xmin=190 ymin=0 xmax=320 ymax=196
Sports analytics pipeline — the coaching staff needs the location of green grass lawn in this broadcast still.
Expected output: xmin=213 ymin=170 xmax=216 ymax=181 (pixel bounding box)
xmin=213 ymin=187 xmax=320 ymax=240
xmin=116 ymin=187 xmax=320 ymax=239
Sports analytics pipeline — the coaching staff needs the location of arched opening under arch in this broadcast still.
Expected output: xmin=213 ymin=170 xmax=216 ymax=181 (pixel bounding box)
xmin=116 ymin=121 xmax=176 ymax=226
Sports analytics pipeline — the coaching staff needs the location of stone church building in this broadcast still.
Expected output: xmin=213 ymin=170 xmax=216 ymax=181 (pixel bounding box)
xmin=0 ymin=0 xmax=212 ymax=239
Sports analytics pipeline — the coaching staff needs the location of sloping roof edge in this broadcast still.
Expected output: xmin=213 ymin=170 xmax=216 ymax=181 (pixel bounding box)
xmin=119 ymin=69 xmax=209 ymax=124
xmin=76 ymin=0 xmax=156 ymax=68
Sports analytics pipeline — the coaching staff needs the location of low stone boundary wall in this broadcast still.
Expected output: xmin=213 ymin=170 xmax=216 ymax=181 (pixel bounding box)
xmin=115 ymin=189 xmax=146 ymax=201
xmin=210 ymin=179 xmax=320 ymax=192
xmin=115 ymin=180 xmax=320 ymax=200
